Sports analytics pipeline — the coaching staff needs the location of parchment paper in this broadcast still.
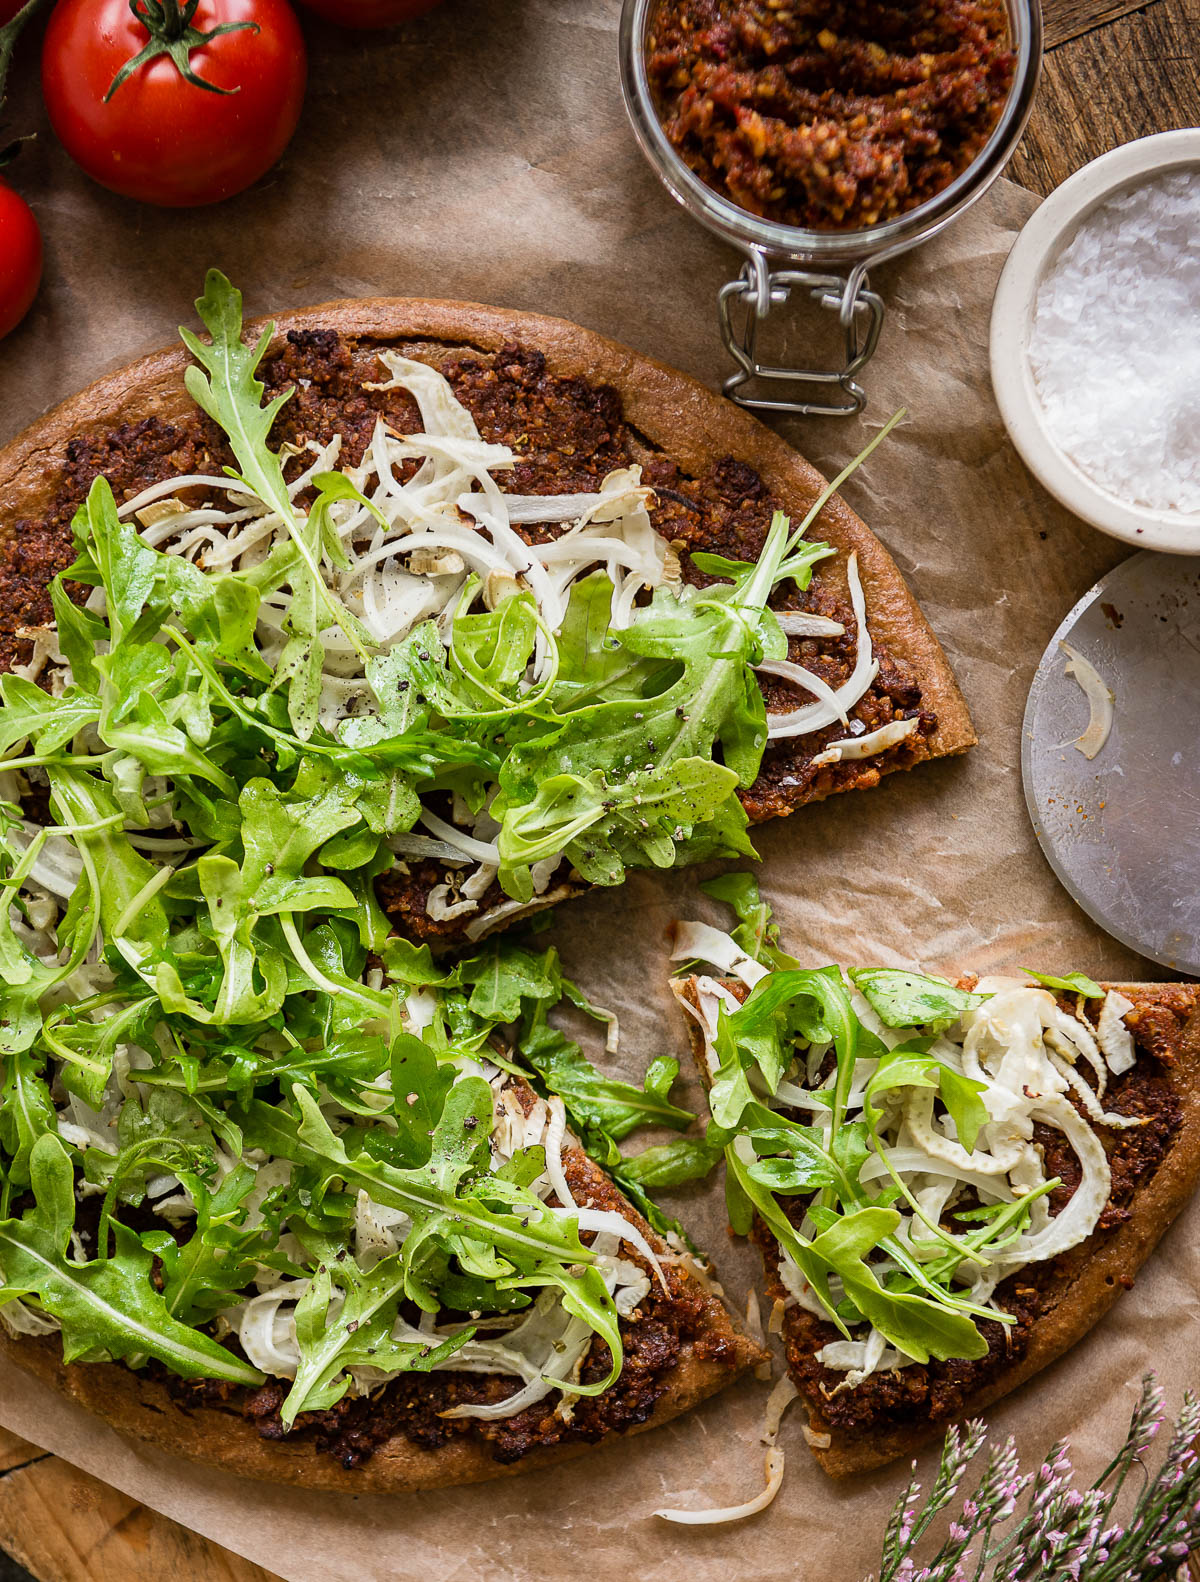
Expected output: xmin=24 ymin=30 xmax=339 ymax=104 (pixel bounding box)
xmin=1 ymin=3 xmax=1195 ymax=1579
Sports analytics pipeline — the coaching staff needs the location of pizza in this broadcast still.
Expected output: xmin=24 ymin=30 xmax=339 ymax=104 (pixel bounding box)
xmin=0 ymin=274 xmax=978 ymax=1489
xmin=667 ymin=898 xmax=1200 ymax=1477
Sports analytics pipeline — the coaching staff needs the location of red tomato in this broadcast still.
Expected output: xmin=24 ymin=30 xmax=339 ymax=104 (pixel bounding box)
xmin=0 ymin=181 xmax=42 ymax=339
xmin=295 ymin=0 xmax=441 ymax=26
xmin=0 ymin=0 xmax=26 ymax=21
xmin=41 ymin=0 xmax=307 ymax=207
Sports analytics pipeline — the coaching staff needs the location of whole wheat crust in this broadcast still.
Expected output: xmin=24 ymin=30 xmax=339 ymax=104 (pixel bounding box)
xmin=673 ymin=975 xmax=1200 ymax=1478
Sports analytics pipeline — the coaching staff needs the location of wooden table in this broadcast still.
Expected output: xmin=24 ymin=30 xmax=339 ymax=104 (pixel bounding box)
xmin=0 ymin=1428 xmax=269 ymax=1582
xmin=1 ymin=1 xmax=1197 ymax=1577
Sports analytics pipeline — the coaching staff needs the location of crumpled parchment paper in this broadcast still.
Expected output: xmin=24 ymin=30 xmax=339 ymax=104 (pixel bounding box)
xmin=1 ymin=3 xmax=1192 ymax=1579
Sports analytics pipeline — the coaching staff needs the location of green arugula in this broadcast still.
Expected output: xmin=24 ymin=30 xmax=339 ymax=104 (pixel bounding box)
xmin=0 ymin=1136 xmax=263 ymax=1384
xmin=1020 ymin=968 xmax=1105 ymax=999
xmin=0 ymin=269 xmax=907 ymax=1424
xmin=283 ymin=1244 xmax=474 ymax=1425
xmin=849 ymin=968 xmax=987 ymax=1031
xmin=180 ymin=271 xmax=374 ymax=702
xmin=669 ymin=878 xmax=1066 ymax=1366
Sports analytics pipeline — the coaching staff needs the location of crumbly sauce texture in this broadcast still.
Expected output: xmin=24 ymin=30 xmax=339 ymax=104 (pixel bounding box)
xmin=647 ymin=0 xmax=1015 ymax=230
xmin=0 ymin=328 xmax=937 ymax=946
xmin=770 ymin=983 xmax=1198 ymax=1442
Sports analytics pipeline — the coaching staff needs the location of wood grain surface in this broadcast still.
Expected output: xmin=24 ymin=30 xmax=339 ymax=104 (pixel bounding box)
xmin=1011 ymin=0 xmax=1200 ymax=193
xmin=0 ymin=1429 xmax=273 ymax=1582
xmin=1 ymin=0 xmax=1196 ymax=1576
xmin=1042 ymin=0 xmax=1165 ymax=47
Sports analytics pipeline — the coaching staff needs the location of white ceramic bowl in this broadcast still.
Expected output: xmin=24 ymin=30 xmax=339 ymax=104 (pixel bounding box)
xmin=990 ymin=130 xmax=1200 ymax=554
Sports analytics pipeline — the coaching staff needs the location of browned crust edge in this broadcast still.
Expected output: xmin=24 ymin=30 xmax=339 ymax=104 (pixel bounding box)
xmin=0 ymin=1145 xmax=766 ymax=1492
xmin=0 ymin=295 xmax=976 ymax=769
xmin=671 ymin=974 xmax=1200 ymax=1478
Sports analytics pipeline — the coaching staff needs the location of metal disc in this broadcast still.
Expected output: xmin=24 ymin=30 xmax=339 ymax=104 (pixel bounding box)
xmin=1022 ymin=551 xmax=1200 ymax=976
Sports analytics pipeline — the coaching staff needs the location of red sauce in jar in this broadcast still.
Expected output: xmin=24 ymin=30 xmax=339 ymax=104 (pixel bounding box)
xmin=646 ymin=0 xmax=1016 ymax=232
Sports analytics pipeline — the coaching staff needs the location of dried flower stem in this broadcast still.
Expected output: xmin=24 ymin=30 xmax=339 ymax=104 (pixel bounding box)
xmin=869 ymin=1375 xmax=1200 ymax=1582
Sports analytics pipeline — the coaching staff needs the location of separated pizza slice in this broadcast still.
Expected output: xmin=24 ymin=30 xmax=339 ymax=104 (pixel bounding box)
xmin=667 ymin=918 xmax=1200 ymax=1477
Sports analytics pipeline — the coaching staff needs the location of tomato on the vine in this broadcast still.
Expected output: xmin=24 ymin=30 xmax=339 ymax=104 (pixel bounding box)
xmin=0 ymin=0 xmax=26 ymax=23
xmin=294 ymin=0 xmax=442 ymax=26
xmin=41 ymin=0 xmax=308 ymax=207
xmin=0 ymin=180 xmax=42 ymax=338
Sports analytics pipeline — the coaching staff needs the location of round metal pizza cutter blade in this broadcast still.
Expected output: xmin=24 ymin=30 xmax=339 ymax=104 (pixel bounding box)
xmin=1022 ymin=550 xmax=1200 ymax=977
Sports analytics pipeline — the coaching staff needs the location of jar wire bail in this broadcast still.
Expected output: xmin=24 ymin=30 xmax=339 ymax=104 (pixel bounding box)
xmin=718 ymin=247 xmax=885 ymax=418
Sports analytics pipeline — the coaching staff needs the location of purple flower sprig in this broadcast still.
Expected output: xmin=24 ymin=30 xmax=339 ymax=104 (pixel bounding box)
xmin=871 ymin=1374 xmax=1200 ymax=1582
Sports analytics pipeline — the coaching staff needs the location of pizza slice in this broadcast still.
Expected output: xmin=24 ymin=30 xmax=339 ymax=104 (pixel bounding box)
xmin=0 ymin=936 xmax=764 ymax=1491
xmin=665 ymin=892 xmax=1200 ymax=1476
xmin=0 ymin=272 xmax=973 ymax=953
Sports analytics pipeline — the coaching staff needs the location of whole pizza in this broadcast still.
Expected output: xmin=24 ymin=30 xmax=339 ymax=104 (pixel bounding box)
xmin=1 ymin=275 xmax=1195 ymax=1504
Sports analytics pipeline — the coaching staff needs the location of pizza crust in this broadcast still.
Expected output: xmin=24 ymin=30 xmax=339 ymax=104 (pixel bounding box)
xmin=673 ymin=975 xmax=1200 ymax=1477
xmin=0 ymin=1310 xmax=758 ymax=1494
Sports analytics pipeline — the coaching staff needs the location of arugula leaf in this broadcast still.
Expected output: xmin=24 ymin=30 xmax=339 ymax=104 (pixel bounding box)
xmin=179 ymin=270 xmax=374 ymax=676
xmin=161 ymin=778 xmax=361 ymax=1024
xmin=147 ymin=1164 xmax=263 ymax=1325
xmin=43 ymin=995 xmax=158 ymax=1111
xmin=688 ymin=533 xmax=836 ymax=594
xmin=462 ymin=938 xmax=560 ymax=1023
xmin=744 ymin=1123 xmax=842 ymax=1194
xmin=937 ymin=1068 xmax=990 ymax=1154
xmin=0 ymin=1052 xmax=55 ymax=1198
xmin=864 ymin=1048 xmax=990 ymax=1154
xmin=700 ymin=871 xmax=797 ymax=970
xmin=0 ymin=828 xmax=99 ymax=1060
xmin=1020 ymin=968 xmax=1105 ymax=1000
xmin=496 ymin=756 xmax=746 ymax=900
xmin=379 ymin=1033 xmax=458 ymax=1167
xmin=270 ymin=487 xmax=348 ymax=740
xmin=850 ymin=968 xmax=987 ymax=1030
xmin=809 ymin=1209 xmax=989 ymax=1364
xmin=0 ymin=1136 xmax=262 ymax=1384
xmin=552 ymin=571 xmax=652 ymax=707
xmin=732 ymin=966 xmax=861 ymax=1127
xmin=46 ymin=767 xmax=171 ymax=954
xmin=490 ymin=511 xmax=794 ymax=898
xmin=615 ymin=1124 xmax=731 ymax=1190
xmin=518 ymin=1006 xmax=692 ymax=1141
xmin=241 ymin=1088 xmax=596 ymax=1311
xmin=283 ymin=1247 xmax=474 ymax=1425
xmin=0 ymin=675 xmax=98 ymax=758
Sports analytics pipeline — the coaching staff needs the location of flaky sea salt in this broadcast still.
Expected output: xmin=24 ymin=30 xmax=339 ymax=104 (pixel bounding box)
xmin=1028 ymin=169 xmax=1200 ymax=515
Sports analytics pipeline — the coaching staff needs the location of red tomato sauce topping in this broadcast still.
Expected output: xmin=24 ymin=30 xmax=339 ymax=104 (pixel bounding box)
xmin=647 ymin=0 xmax=1016 ymax=231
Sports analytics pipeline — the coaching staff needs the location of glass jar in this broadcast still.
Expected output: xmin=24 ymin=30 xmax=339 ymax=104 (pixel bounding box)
xmin=619 ymin=0 xmax=1044 ymax=416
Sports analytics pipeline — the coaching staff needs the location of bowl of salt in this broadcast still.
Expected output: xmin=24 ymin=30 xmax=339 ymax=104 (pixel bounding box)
xmin=989 ymin=129 xmax=1200 ymax=554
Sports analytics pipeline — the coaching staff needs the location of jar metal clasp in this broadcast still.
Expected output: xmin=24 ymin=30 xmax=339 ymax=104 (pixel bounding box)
xmin=718 ymin=245 xmax=885 ymax=418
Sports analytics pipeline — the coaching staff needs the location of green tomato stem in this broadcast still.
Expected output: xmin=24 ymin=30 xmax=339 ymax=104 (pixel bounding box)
xmin=105 ymin=0 xmax=261 ymax=102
